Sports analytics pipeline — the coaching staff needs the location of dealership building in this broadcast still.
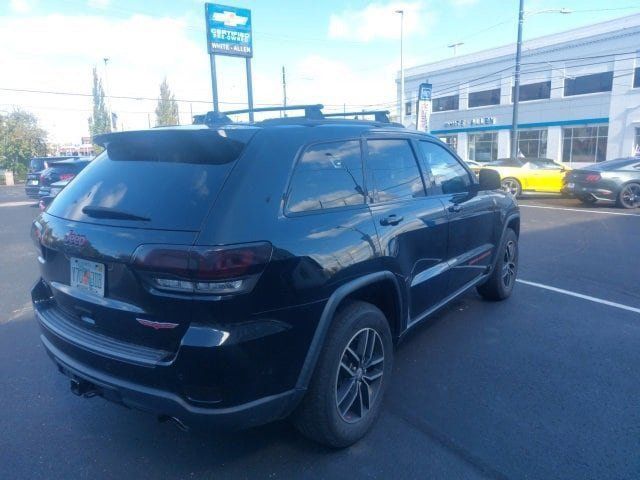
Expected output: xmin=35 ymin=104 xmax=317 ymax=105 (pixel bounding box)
xmin=398 ymin=14 xmax=640 ymax=165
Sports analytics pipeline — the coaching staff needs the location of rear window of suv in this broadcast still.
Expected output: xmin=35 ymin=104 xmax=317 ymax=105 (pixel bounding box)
xmin=47 ymin=128 xmax=256 ymax=231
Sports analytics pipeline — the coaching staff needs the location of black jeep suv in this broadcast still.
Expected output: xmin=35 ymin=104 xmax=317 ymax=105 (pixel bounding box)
xmin=31 ymin=106 xmax=519 ymax=447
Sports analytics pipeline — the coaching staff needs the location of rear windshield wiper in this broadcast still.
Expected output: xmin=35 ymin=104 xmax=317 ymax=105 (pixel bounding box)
xmin=82 ymin=206 xmax=150 ymax=221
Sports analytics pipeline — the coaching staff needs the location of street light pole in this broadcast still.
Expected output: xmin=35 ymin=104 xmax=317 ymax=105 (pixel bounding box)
xmin=510 ymin=0 xmax=525 ymax=159
xmin=395 ymin=9 xmax=404 ymax=125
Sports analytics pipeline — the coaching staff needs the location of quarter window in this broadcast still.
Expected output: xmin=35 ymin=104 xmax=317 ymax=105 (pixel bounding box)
xmin=468 ymin=88 xmax=500 ymax=108
xmin=634 ymin=127 xmax=640 ymax=156
xmin=418 ymin=141 xmax=471 ymax=195
xmin=287 ymin=141 xmax=365 ymax=213
xmin=433 ymin=94 xmax=459 ymax=112
xmin=562 ymin=125 xmax=609 ymax=163
xmin=366 ymin=139 xmax=425 ymax=203
xmin=564 ymin=72 xmax=613 ymax=96
xmin=634 ymin=67 xmax=640 ymax=88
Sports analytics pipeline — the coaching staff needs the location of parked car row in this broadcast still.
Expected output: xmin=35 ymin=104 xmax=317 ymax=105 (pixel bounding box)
xmin=24 ymin=156 xmax=93 ymax=210
xmin=465 ymin=157 xmax=640 ymax=209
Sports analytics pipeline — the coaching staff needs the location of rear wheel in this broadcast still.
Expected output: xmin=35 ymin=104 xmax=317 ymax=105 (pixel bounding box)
xmin=501 ymin=178 xmax=522 ymax=198
xmin=477 ymin=228 xmax=518 ymax=301
xmin=616 ymin=183 xmax=640 ymax=209
xmin=293 ymin=301 xmax=393 ymax=448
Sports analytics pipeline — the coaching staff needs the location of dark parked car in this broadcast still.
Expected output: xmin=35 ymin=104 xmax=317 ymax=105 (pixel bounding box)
xmin=25 ymin=156 xmax=75 ymax=198
xmin=31 ymin=106 xmax=520 ymax=447
xmin=37 ymin=157 xmax=92 ymax=197
xmin=38 ymin=180 xmax=71 ymax=211
xmin=563 ymin=157 xmax=640 ymax=208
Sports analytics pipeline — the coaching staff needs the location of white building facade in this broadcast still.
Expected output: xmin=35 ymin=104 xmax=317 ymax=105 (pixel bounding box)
xmin=398 ymin=14 xmax=640 ymax=165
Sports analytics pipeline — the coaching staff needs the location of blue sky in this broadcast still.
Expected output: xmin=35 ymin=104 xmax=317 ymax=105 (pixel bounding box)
xmin=1 ymin=0 xmax=639 ymax=142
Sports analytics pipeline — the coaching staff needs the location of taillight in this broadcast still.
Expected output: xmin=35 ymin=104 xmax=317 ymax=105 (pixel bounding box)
xmin=585 ymin=174 xmax=601 ymax=183
xmin=59 ymin=173 xmax=75 ymax=181
xmin=132 ymin=242 xmax=273 ymax=295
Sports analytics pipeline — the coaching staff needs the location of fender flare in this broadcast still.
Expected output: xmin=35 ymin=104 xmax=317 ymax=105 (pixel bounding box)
xmin=490 ymin=211 xmax=520 ymax=271
xmin=294 ymin=271 xmax=403 ymax=392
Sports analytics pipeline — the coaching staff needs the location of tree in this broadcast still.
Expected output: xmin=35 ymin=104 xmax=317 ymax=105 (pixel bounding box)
xmin=88 ymin=67 xmax=111 ymax=144
xmin=155 ymin=78 xmax=179 ymax=126
xmin=0 ymin=109 xmax=47 ymax=177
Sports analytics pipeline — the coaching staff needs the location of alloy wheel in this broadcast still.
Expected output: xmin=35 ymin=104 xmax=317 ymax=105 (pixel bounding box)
xmin=620 ymin=184 xmax=640 ymax=208
xmin=502 ymin=240 xmax=517 ymax=288
xmin=335 ymin=328 xmax=384 ymax=424
xmin=502 ymin=179 xmax=519 ymax=196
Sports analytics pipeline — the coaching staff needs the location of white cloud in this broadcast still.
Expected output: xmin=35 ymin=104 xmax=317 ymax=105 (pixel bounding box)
xmin=10 ymin=0 xmax=33 ymax=14
xmin=328 ymin=1 xmax=427 ymax=42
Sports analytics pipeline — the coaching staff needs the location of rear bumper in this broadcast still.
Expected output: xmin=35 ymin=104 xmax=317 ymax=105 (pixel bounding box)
xmin=25 ymin=185 xmax=40 ymax=197
xmin=562 ymin=184 xmax=617 ymax=201
xmin=40 ymin=333 xmax=302 ymax=429
xmin=32 ymin=278 xmax=322 ymax=429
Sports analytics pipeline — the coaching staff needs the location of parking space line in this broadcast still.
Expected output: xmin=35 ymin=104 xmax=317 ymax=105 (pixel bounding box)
xmin=517 ymin=279 xmax=640 ymax=314
xmin=0 ymin=201 xmax=35 ymax=208
xmin=519 ymin=204 xmax=640 ymax=217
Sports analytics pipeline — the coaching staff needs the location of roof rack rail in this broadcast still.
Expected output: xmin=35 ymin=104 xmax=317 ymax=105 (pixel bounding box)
xmin=192 ymin=105 xmax=399 ymax=126
xmin=194 ymin=104 xmax=324 ymax=125
xmin=323 ymin=110 xmax=391 ymax=123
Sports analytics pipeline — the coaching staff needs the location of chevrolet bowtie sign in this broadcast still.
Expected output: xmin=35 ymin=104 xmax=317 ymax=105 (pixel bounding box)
xmin=205 ymin=3 xmax=253 ymax=57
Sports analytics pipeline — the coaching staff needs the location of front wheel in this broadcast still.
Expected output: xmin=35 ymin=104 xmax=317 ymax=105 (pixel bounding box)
xmin=501 ymin=178 xmax=522 ymax=198
xmin=477 ymin=228 xmax=518 ymax=301
xmin=616 ymin=183 xmax=640 ymax=209
xmin=292 ymin=301 xmax=393 ymax=448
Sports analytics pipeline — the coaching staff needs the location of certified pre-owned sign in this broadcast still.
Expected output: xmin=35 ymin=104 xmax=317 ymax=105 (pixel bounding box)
xmin=205 ymin=3 xmax=253 ymax=58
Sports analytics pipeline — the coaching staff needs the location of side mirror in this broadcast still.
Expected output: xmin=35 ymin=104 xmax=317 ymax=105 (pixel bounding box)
xmin=478 ymin=168 xmax=501 ymax=191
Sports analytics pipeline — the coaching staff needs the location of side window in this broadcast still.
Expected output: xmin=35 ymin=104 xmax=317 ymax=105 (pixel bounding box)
xmin=366 ymin=139 xmax=425 ymax=203
xmin=418 ymin=141 xmax=472 ymax=195
xmin=287 ymin=140 xmax=365 ymax=213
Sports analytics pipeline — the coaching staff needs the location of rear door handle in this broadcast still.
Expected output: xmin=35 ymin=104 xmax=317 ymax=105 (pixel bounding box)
xmin=448 ymin=204 xmax=462 ymax=213
xmin=380 ymin=214 xmax=403 ymax=226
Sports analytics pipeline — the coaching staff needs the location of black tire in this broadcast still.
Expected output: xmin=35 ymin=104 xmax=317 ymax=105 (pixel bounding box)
xmin=501 ymin=177 xmax=522 ymax=198
xmin=292 ymin=301 xmax=393 ymax=448
xmin=476 ymin=228 xmax=518 ymax=301
xmin=616 ymin=183 xmax=640 ymax=209
xmin=578 ymin=195 xmax=597 ymax=205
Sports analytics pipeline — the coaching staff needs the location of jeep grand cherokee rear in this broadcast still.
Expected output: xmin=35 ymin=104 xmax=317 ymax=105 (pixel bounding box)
xmin=32 ymin=118 xmax=518 ymax=448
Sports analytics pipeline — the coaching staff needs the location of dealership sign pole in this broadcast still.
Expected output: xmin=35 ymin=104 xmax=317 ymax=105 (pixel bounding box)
xmin=416 ymin=83 xmax=432 ymax=132
xmin=204 ymin=3 xmax=254 ymax=120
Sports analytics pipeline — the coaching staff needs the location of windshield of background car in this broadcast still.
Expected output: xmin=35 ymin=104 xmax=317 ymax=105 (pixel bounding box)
xmin=29 ymin=158 xmax=46 ymax=171
xmin=47 ymin=128 xmax=256 ymax=230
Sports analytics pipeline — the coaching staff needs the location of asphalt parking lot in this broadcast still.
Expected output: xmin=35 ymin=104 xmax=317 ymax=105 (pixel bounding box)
xmin=0 ymin=185 xmax=638 ymax=480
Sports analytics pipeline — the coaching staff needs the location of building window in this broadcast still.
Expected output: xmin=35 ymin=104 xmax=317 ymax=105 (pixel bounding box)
xmin=562 ymin=125 xmax=608 ymax=163
xmin=438 ymin=135 xmax=458 ymax=152
xmin=511 ymin=129 xmax=548 ymax=158
xmin=468 ymin=132 xmax=498 ymax=162
xmin=468 ymin=88 xmax=500 ymax=108
xmin=512 ymin=81 xmax=551 ymax=102
xmin=405 ymin=102 xmax=412 ymax=116
xmin=564 ymin=72 xmax=613 ymax=96
xmin=433 ymin=95 xmax=459 ymax=112
xmin=634 ymin=67 xmax=640 ymax=88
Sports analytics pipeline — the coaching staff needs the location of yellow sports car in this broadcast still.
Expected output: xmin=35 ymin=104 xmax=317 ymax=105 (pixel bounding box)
xmin=477 ymin=158 xmax=570 ymax=197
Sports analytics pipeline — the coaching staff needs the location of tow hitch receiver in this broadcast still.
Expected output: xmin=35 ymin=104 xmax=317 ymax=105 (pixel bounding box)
xmin=70 ymin=377 xmax=99 ymax=398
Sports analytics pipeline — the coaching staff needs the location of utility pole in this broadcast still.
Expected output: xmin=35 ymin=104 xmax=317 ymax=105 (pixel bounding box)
xmin=448 ymin=42 xmax=464 ymax=56
xmin=395 ymin=9 xmax=405 ymax=125
xmin=510 ymin=0 xmax=525 ymax=158
xmin=282 ymin=66 xmax=287 ymax=114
